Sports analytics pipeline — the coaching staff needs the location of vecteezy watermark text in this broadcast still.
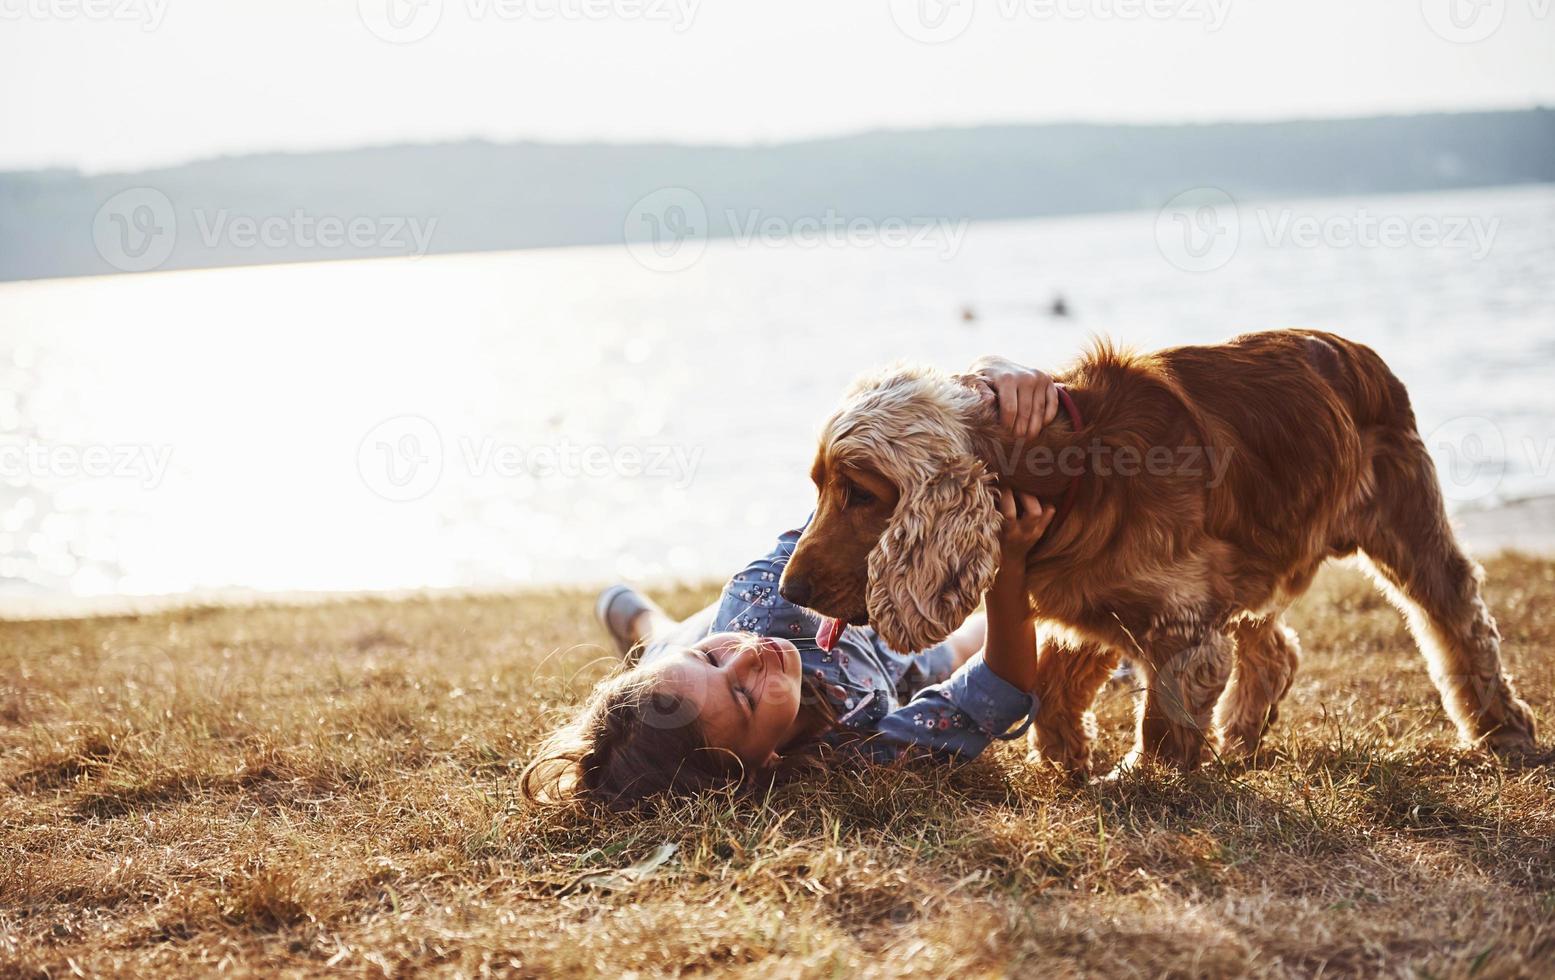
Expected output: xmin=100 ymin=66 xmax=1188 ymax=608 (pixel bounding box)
xmin=0 ymin=0 xmax=168 ymax=30
xmin=356 ymin=416 xmax=703 ymax=502
xmin=191 ymin=211 xmax=437 ymax=255
xmin=622 ymin=187 xmax=970 ymax=272
xmin=988 ymin=440 xmax=1237 ymax=488
xmin=0 ymin=440 xmax=173 ymax=490
xmin=994 ymin=0 xmax=1232 ymax=26
xmin=726 ymin=210 xmax=968 ymax=260
xmin=985 ymin=423 xmax=1555 ymax=500
xmin=92 ymin=187 xmax=439 ymax=274
xmin=357 ymin=0 xmax=701 ymax=44
xmin=1155 ymin=187 xmax=1501 ymax=273
xmin=1255 ymin=208 xmax=1498 ymax=260
xmin=888 ymin=0 xmax=1233 ymax=44
xmin=457 ymin=437 xmax=702 ymax=487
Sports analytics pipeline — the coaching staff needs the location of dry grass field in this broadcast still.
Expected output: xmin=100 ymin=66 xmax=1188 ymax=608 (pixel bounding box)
xmin=3 ymin=556 xmax=1553 ymax=978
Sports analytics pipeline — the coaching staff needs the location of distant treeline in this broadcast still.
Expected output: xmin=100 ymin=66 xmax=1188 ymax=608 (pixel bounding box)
xmin=1 ymin=109 xmax=1551 ymax=281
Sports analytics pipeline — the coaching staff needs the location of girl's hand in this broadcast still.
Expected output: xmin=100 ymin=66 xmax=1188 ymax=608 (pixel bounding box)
xmin=969 ymin=356 xmax=1059 ymax=443
xmin=995 ymin=487 xmax=1056 ymax=568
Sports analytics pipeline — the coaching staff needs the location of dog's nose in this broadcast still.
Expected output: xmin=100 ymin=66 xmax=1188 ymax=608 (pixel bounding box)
xmin=779 ymin=576 xmax=812 ymax=608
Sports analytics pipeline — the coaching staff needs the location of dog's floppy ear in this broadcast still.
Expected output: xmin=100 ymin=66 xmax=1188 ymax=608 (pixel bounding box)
xmin=866 ymin=454 xmax=1002 ymax=653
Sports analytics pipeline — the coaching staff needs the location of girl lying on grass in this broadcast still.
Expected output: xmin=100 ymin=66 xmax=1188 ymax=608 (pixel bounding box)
xmin=522 ymin=360 xmax=1061 ymax=810
xmin=521 ymin=488 xmax=1056 ymax=809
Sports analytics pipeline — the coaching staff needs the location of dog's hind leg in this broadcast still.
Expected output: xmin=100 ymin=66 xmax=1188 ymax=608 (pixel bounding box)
xmin=1215 ymin=616 xmax=1300 ymax=760
xmin=1027 ymin=633 xmax=1121 ymax=781
xmin=1355 ymin=431 xmax=1537 ymax=755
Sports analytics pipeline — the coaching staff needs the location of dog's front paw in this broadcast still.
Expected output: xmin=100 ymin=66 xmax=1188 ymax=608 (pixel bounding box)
xmin=1024 ymin=747 xmax=1091 ymax=787
xmin=1027 ymin=714 xmax=1095 ymax=783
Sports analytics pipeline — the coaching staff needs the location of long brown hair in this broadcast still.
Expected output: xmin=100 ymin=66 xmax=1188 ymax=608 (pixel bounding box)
xmin=521 ymin=640 xmax=840 ymax=811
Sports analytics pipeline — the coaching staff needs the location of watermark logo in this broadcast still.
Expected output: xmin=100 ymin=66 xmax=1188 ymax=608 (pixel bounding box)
xmin=1425 ymin=416 xmax=1506 ymax=503
xmin=358 ymin=0 xmax=445 ymax=43
xmin=356 ymin=417 xmax=705 ymax=501
xmin=93 ymin=188 xmax=178 ymax=274
xmin=1420 ymin=0 xmax=1506 ymax=42
xmin=0 ymin=0 xmax=169 ymax=30
xmin=889 ymin=0 xmax=977 ymax=44
xmin=357 ymin=416 xmax=445 ymax=502
xmin=1155 ymin=187 xmax=1240 ymax=273
xmin=624 ymin=187 xmax=708 ymax=273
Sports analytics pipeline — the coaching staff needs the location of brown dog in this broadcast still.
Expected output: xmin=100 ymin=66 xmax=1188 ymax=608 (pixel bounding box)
xmin=779 ymin=330 xmax=1538 ymax=775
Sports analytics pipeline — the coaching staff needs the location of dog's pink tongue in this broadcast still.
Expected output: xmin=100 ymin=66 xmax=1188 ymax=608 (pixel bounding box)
xmin=816 ymin=616 xmax=843 ymax=652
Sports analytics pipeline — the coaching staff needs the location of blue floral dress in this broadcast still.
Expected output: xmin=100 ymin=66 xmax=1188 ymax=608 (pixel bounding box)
xmin=651 ymin=522 xmax=1039 ymax=764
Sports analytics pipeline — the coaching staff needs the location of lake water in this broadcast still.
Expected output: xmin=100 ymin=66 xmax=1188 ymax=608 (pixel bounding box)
xmin=2 ymin=184 xmax=1552 ymax=601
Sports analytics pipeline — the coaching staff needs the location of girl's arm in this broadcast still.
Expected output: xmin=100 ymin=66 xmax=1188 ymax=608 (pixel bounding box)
xmin=980 ymin=488 xmax=1054 ymax=693
xmin=885 ymin=487 xmax=1052 ymax=686
xmin=844 ymin=652 xmax=1038 ymax=765
xmin=840 ymin=489 xmax=1055 ymax=764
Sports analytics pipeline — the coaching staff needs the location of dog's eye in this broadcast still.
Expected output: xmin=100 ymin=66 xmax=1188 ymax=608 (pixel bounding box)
xmin=844 ymin=484 xmax=874 ymax=508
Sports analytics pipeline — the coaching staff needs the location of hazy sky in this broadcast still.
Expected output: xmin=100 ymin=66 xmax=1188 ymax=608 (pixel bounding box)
xmin=3 ymin=0 xmax=1553 ymax=172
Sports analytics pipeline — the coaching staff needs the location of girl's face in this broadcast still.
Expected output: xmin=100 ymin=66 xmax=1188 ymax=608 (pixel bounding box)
xmin=647 ymin=632 xmax=804 ymax=769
